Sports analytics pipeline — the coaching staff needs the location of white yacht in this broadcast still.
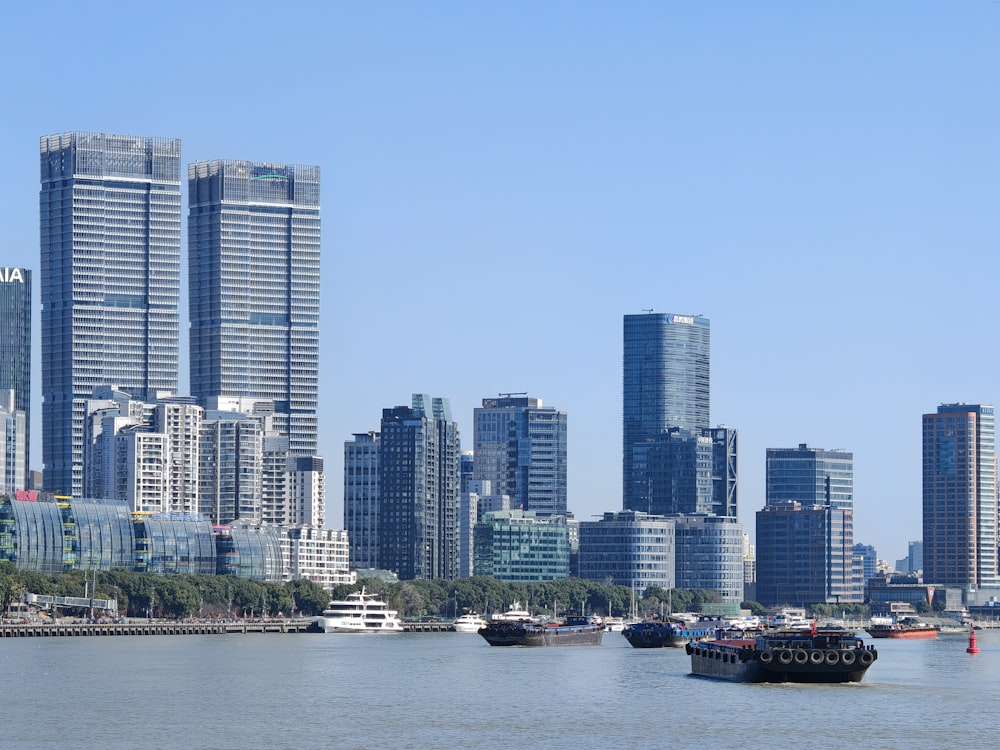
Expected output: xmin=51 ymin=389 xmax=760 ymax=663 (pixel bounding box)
xmin=313 ymin=588 xmax=404 ymax=633
xmin=490 ymin=601 xmax=537 ymax=622
xmin=453 ymin=612 xmax=488 ymax=633
xmin=603 ymin=617 xmax=626 ymax=633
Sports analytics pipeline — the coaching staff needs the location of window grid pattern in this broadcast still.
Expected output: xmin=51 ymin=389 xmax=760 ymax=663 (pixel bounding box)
xmin=40 ymin=132 xmax=181 ymax=497
xmin=188 ymin=160 xmax=320 ymax=457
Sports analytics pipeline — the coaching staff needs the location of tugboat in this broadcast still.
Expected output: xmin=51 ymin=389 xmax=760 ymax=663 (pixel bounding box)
xmin=685 ymin=625 xmax=877 ymax=683
xmin=478 ymin=614 xmax=604 ymax=647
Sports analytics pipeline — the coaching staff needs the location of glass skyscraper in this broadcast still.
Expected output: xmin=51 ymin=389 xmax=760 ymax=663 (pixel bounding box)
xmin=40 ymin=132 xmax=182 ymax=497
xmin=0 ymin=267 xmax=30 ymax=481
xmin=922 ymin=403 xmax=998 ymax=591
xmin=622 ymin=312 xmax=711 ymax=510
xmin=765 ymin=444 xmax=854 ymax=510
xmin=188 ymin=160 xmax=321 ymax=456
xmin=377 ymin=395 xmax=460 ymax=580
xmin=757 ymin=444 xmax=858 ymax=605
xmin=473 ymin=394 xmax=567 ymax=517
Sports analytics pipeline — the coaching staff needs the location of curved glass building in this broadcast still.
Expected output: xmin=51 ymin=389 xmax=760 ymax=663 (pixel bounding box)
xmin=133 ymin=512 xmax=216 ymax=575
xmin=228 ymin=523 xmax=283 ymax=582
xmin=0 ymin=497 xmax=65 ymax=575
xmin=63 ymin=497 xmax=136 ymax=571
xmin=0 ymin=497 xmax=279 ymax=581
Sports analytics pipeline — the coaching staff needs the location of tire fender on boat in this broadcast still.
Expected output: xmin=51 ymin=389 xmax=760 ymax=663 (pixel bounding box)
xmin=824 ymin=650 xmax=840 ymax=665
xmin=858 ymin=649 xmax=875 ymax=667
xmin=840 ymin=650 xmax=857 ymax=666
xmin=809 ymin=649 xmax=825 ymax=665
xmin=777 ymin=649 xmax=793 ymax=665
xmin=758 ymin=649 xmax=774 ymax=664
xmin=793 ymin=649 xmax=809 ymax=665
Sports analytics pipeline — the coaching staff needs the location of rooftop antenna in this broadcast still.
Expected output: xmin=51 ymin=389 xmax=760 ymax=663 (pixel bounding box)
xmin=641 ymin=308 xmax=654 ymax=313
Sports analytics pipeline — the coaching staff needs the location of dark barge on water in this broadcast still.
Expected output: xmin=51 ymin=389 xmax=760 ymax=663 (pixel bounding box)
xmin=685 ymin=627 xmax=877 ymax=683
xmin=479 ymin=615 xmax=604 ymax=647
xmin=623 ymin=618 xmax=714 ymax=648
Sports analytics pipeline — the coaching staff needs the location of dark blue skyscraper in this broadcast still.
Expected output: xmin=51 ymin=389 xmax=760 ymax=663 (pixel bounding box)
xmin=473 ymin=394 xmax=567 ymax=517
xmin=378 ymin=395 xmax=460 ymax=580
xmin=757 ymin=443 xmax=858 ymax=606
xmin=765 ymin=444 xmax=854 ymax=510
xmin=622 ymin=312 xmax=711 ymax=511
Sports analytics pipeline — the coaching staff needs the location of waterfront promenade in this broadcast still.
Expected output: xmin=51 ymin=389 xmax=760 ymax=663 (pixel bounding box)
xmin=0 ymin=618 xmax=454 ymax=637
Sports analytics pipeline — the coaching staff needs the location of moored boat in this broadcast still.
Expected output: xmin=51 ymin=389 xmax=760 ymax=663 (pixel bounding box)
xmin=685 ymin=626 xmax=877 ymax=683
xmin=312 ymin=588 xmax=403 ymax=633
xmin=487 ymin=601 xmax=539 ymax=622
xmin=865 ymin=617 xmax=939 ymax=639
xmin=603 ymin=616 xmax=626 ymax=633
xmin=453 ymin=612 xmax=488 ymax=633
xmin=478 ymin=615 xmax=604 ymax=647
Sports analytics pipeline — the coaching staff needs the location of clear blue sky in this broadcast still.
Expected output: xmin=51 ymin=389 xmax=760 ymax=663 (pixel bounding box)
xmin=3 ymin=2 xmax=999 ymax=562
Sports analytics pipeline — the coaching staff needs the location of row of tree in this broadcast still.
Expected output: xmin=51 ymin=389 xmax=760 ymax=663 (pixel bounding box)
xmin=0 ymin=562 xmax=330 ymax=619
xmin=0 ymin=562 xmax=873 ymax=621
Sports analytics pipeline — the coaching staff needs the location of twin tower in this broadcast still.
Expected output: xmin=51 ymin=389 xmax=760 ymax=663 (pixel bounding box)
xmin=39 ymin=132 xmax=321 ymax=497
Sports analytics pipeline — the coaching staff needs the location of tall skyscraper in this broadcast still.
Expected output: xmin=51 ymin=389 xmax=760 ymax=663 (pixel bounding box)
xmin=637 ymin=425 xmax=737 ymax=517
xmin=765 ymin=444 xmax=854 ymax=509
xmin=40 ymin=132 xmax=182 ymax=497
xmin=923 ymin=403 xmax=998 ymax=591
xmin=188 ymin=160 xmax=321 ymax=456
xmin=755 ymin=500 xmax=856 ymax=606
xmin=344 ymin=431 xmax=380 ymax=571
xmin=473 ymin=394 xmax=567 ymax=517
xmin=622 ymin=312 xmax=713 ymax=511
xmin=0 ymin=267 xmax=30 ymax=482
xmin=378 ymin=395 xmax=460 ymax=580
xmin=756 ymin=444 xmax=858 ymax=606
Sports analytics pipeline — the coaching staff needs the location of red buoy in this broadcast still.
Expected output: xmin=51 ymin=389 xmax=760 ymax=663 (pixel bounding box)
xmin=967 ymin=626 xmax=980 ymax=654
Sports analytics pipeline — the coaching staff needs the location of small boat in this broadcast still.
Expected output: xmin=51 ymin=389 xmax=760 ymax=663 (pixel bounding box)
xmin=478 ymin=615 xmax=604 ymax=647
xmin=603 ymin=616 xmax=626 ymax=633
xmin=312 ymin=588 xmax=403 ymax=633
xmin=866 ymin=617 xmax=939 ymax=639
xmin=453 ymin=612 xmax=488 ymax=633
xmin=488 ymin=601 xmax=538 ymax=622
xmin=686 ymin=626 xmax=877 ymax=683
xmin=623 ymin=618 xmax=713 ymax=648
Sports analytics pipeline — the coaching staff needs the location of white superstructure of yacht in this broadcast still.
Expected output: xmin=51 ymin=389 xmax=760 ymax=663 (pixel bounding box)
xmin=314 ymin=588 xmax=404 ymax=633
xmin=453 ymin=612 xmax=488 ymax=633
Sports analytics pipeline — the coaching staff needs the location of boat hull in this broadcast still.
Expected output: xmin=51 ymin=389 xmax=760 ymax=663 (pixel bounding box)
xmin=312 ymin=618 xmax=404 ymax=633
xmin=865 ymin=626 xmax=938 ymax=639
xmin=623 ymin=622 xmax=711 ymax=649
xmin=479 ymin=621 xmax=604 ymax=647
xmin=686 ymin=629 xmax=877 ymax=684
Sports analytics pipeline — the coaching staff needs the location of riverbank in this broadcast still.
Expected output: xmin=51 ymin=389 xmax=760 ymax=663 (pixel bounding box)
xmin=0 ymin=617 xmax=456 ymax=637
xmin=0 ymin=618 xmax=316 ymax=637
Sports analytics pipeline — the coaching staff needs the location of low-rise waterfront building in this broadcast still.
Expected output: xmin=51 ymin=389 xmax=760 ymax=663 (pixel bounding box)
xmin=0 ymin=496 xmax=281 ymax=582
xmin=577 ymin=510 xmax=675 ymax=595
xmin=473 ymin=509 xmax=569 ymax=581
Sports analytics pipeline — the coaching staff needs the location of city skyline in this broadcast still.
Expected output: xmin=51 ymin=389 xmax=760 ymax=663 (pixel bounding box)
xmin=4 ymin=3 xmax=999 ymax=561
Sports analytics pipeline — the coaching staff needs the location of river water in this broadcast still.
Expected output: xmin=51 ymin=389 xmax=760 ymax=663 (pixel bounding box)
xmin=2 ymin=628 xmax=995 ymax=749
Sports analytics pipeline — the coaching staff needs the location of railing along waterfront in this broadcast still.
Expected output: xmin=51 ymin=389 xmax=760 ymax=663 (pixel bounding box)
xmin=0 ymin=619 xmax=316 ymax=637
xmin=0 ymin=619 xmax=459 ymax=637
